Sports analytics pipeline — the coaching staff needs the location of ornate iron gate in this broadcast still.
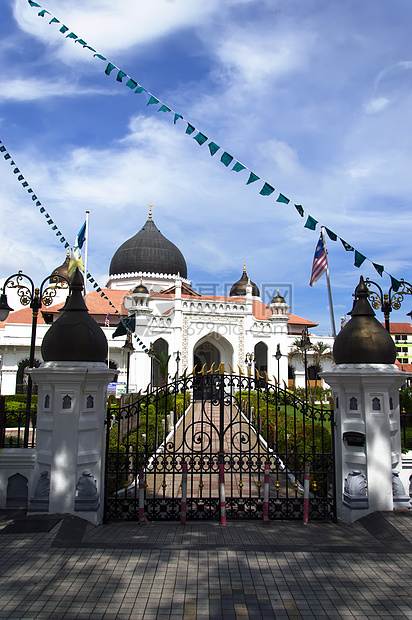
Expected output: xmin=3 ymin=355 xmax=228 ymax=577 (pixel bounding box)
xmin=104 ymin=372 xmax=335 ymax=521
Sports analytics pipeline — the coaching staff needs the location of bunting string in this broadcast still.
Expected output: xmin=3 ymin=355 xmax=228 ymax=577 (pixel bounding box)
xmin=0 ymin=137 xmax=150 ymax=353
xmin=20 ymin=1 xmax=404 ymax=288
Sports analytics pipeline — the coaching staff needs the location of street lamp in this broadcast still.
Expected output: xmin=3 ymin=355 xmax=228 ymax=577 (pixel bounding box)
xmin=299 ymin=327 xmax=312 ymax=404
xmin=245 ymin=352 xmax=255 ymax=376
xmin=365 ymin=278 xmax=412 ymax=332
xmin=175 ymin=350 xmax=181 ymax=378
xmin=275 ymin=343 xmax=282 ymax=385
xmin=122 ymin=332 xmax=134 ymax=393
xmin=0 ymin=271 xmax=70 ymax=446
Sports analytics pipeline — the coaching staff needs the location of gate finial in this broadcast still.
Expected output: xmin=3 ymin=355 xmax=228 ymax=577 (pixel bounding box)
xmin=228 ymin=363 xmax=235 ymax=375
xmin=237 ymin=364 xmax=244 ymax=376
xmin=200 ymin=363 xmax=206 ymax=375
xmin=207 ymin=362 xmax=215 ymax=374
xmin=218 ymin=362 xmax=225 ymax=375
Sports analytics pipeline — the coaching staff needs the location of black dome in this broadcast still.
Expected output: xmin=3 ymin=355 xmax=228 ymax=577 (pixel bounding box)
xmin=109 ymin=217 xmax=187 ymax=279
xmin=42 ymin=269 xmax=108 ymax=362
xmin=333 ymin=276 xmax=396 ymax=365
xmin=230 ymin=268 xmax=260 ymax=297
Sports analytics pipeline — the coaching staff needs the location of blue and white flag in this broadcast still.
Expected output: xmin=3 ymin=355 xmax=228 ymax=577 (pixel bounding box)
xmin=310 ymin=233 xmax=328 ymax=286
xmin=68 ymin=221 xmax=86 ymax=276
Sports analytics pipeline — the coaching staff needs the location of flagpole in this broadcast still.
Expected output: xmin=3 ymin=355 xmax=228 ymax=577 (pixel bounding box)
xmin=321 ymin=226 xmax=337 ymax=338
xmin=84 ymin=210 xmax=90 ymax=298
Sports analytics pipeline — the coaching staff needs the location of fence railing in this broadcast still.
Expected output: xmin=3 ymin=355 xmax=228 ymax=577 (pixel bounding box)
xmin=0 ymin=395 xmax=37 ymax=448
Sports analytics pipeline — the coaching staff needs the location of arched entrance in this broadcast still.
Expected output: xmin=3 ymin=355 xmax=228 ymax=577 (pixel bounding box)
xmin=151 ymin=338 xmax=169 ymax=386
xmin=254 ymin=342 xmax=268 ymax=375
xmin=193 ymin=333 xmax=233 ymax=372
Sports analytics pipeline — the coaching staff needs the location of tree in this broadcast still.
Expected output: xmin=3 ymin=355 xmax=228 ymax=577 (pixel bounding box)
xmin=153 ymin=349 xmax=171 ymax=385
xmin=308 ymin=341 xmax=334 ymax=398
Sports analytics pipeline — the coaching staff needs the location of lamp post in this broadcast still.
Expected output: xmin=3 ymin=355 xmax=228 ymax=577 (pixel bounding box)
xmin=175 ymin=350 xmax=181 ymax=378
xmin=0 ymin=270 xmax=70 ymax=446
xmin=122 ymin=332 xmax=134 ymax=393
xmin=275 ymin=343 xmax=282 ymax=386
xmin=365 ymin=278 xmax=412 ymax=332
xmin=299 ymin=327 xmax=312 ymax=405
xmin=245 ymin=352 xmax=255 ymax=376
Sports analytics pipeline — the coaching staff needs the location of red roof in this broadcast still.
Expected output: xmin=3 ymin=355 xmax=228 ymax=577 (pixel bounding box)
xmin=395 ymin=361 xmax=412 ymax=373
xmin=1 ymin=287 xmax=318 ymax=328
xmin=1 ymin=288 xmax=129 ymax=326
xmin=387 ymin=323 xmax=412 ymax=334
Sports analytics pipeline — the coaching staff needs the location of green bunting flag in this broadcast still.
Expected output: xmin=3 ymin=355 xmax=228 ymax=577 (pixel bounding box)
xmin=112 ymin=314 xmax=136 ymax=338
xmin=391 ymin=276 xmax=401 ymax=292
xmin=325 ymin=228 xmax=337 ymax=241
xmin=193 ymin=132 xmax=208 ymax=145
xmin=186 ymin=124 xmax=195 ymax=135
xmin=304 ymin=215 xmax=318 ymax=230
xmin=259 ymin=182 xmax=275 ymax=196
xmin=294 ymin=204 xmax=304 ymax=217
xmin=158 ymin=105 xmax=171 ymax=113
xmin=147 ymin=95 xmax=159 ymax=106
xmin=116 ymin=70 xmax=127 ymax=82
xmin=232 ymin=162 xmax=246 ymax=172
xmin=208 ymin=142 xmax=220 ymax=156
xmin=134 ymin=85 xmax=146 ymax=94
xmin=276 ymin=193 xmax=289 ymax=204
xmin=105 ymin=62 xmax=116 ymax=76
xmin=220 ymin=152 xmax=233 ymax=167
xmin=246 ymin=172 xmax=260 ymax=185
xmin=126 ymin=78 xmax=137 ymax=90
xmin=354 ymin=250 xmax=366 ymax=268
xmin=373 ymin=263 xmax=384 ymax=277
xmin=340 ymin=239 xmax=354 ymax=251
xmin=174 ymin=114 xmax=183 ymax=124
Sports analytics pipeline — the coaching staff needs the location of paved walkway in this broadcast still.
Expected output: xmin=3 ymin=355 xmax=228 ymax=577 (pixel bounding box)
xmin=0 ymin=510 xmax=412 ymax=619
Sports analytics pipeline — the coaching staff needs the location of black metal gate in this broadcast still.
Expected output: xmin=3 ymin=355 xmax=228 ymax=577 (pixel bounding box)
xmin=104 ymin=372 xmax=335 ymax=521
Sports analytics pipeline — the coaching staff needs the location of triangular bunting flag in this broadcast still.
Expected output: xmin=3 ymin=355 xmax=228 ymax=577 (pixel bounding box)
xmin=174 ymin=113 xmax=183 ymax=124
xmin=276 ymin=193 xmax=289 ymax=204
xmin=259 ymin=182 xmax=275 ymax=196
xmin=340 ymin=239 xmax=354 ymax=251
xmin=193 ymin=132 xmax=208 ymax=145
xmin=391 ymin=276 xmax=401 ymax=292
xmin=354 ymin=251 xmax=366 ymax=268
xmin=373 ymin=263 xmax=384 ymax=277
xmin=105 ymin=62 xmax=116 ymax=76
xmin=246 ymin=172 xmax=260 ymax=185
xmin=294 ymin=204 xmax=304 ymax=217
xmin=208 ymin=142 xmax=220 ymax=156
xmin=186 ymin=124 xmax=195 ymax=135
xmin=147 ymin=95 xmax=159 ymax=106
xmin=325 ymin=228 xmax=337 ymax=241
xmin=232 ymin=162 xmax=246 ymax=172
xmin=220 ymin=152 xmax=233 ymax=167
xmin=304 ymin=215 xmax=318 ymax=230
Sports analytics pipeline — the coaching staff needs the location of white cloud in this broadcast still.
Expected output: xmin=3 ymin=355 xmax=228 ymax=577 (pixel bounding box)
xmin=364 ymin=96 xmax=390 ymax=114
xmin=13 ymin=0 xmax=226 ymax=60
xmin=0 ymin=78 xmax=116 ymax=102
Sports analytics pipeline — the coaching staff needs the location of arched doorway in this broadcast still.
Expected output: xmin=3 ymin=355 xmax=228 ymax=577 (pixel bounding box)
xmin=254 ymin=342 xmax=268 ymax=375
xmin=151 ymin=338 xmax=169 ymax=386
xmin=193 ymin=333 xmax=233 ymax=372
xmin=194 ymin=342 xmax=220 ymax=372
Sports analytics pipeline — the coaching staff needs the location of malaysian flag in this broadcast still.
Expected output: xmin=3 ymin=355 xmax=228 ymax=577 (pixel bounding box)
xmin=105 ymin=312 xmax=110 ymax=327
xmin=310 ymin=233 xmax=328 ymax=286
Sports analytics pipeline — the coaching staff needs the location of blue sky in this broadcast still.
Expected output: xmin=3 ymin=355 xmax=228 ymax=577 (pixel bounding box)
xmin=1 ymin=0 xmax=412 ymax=335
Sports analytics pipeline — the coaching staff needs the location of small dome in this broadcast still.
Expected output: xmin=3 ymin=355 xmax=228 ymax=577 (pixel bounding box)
xmin=271 ymin=289 xmax=286 ymax=304
xmin=133 ymin=280 xmax=149 ymax=295
xmin=50 ymin=250 xmax=72 ymax=284
xmin=230 ymin=266 xmax=260 ymax=297
xmin=41 ymin=269 xmax=108 ymax=362
xmin=109 ymin=214 xmax=187 ymax=279
xmin=333 ymin=276 xmax=396 ymax=364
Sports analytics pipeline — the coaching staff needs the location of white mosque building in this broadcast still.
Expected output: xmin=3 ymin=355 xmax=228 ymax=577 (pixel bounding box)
xmin=0 ymin=210 xmax=334 ymax=396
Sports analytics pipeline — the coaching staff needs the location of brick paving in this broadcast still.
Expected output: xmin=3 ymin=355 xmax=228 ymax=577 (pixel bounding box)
xmin=0 ymin=510 xmax=411 ymax=619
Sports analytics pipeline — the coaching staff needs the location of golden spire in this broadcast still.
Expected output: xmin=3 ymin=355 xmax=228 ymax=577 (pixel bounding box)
xmin=148 ymin=204 xmax=153 ymax=220
xmin=243 ymin=260 xmax=246 ymax=274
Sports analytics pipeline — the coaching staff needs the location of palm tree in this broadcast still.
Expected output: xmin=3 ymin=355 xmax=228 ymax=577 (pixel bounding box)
xmin=308 ymin=341 xmax=334 ymax=399
xmin=153 ymin=349 xmax=171 ymax=385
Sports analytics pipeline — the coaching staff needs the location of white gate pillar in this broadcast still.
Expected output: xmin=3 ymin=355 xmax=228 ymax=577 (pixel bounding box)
xmin=27 ymin=269 xmax=112 ymax=525
xmin=322 ymin=276 xmax=410 ymax=524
